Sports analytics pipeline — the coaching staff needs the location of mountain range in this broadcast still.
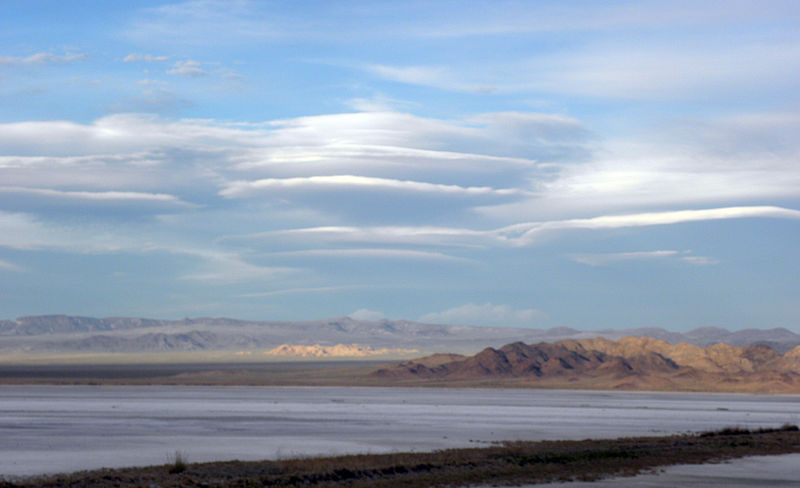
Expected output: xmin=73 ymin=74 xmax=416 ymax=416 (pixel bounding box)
xmin=370 ymin=337 xmax=800 ymax=393
xmin=1 ymin=315 xmax=799 ymax=357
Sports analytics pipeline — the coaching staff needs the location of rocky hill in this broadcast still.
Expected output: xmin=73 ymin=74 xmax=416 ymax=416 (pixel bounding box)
xmin=371 ymin=337 xmax=800 ymax=393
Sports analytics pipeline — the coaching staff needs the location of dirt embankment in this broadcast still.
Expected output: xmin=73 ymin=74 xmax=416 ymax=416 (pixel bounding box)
xmin=4 ymin=426 xmax=800 ymax=488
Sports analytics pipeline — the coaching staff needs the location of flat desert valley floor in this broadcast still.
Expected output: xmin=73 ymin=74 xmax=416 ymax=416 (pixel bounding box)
xmin=2 ymin=384 xmax=800 ymax=482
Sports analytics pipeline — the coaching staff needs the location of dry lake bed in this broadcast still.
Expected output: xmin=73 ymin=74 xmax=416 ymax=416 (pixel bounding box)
xmin=1 ymin=385 xmax=799 ymax=483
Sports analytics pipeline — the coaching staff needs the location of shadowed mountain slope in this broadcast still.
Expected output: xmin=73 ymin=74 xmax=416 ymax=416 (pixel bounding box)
xmin=371 ymin=337 xmax=800 ymax=393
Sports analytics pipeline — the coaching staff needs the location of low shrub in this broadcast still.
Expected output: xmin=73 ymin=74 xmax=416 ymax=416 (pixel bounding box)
xmin=167 ymin=450 xmax=188 ymax=474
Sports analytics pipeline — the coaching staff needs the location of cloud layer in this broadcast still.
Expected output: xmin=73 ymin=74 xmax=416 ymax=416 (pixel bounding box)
xmin=1 ymin=1 xmax=798 ymax=327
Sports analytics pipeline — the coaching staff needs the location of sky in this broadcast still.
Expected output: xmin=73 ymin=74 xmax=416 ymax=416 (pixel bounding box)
xmin=1 ymin=0 xmax=799 ymax=331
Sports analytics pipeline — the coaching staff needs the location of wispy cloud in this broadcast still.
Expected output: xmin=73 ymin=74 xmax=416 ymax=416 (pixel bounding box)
xmin=126 ymin=0 xmax=307 ymax=45
xmin=247 ymin=225 xmax=493 ymax=248
xmin=0 ymin=186 xmax=195 ymax=208
xmin=220 ymin=175 xmax=523 ymax=198
xmin=167 ymin=59 xmax=208 ymax=77
xmin=420 ymin=302 xmax=545 ymax=327
xmin=364 ymin=37 xmax=800 ymax=100
xmin=379 ymin=1 xmax=791 ymax=38
xmin=0 ymin=259 xmax=24 ymax=273
xmin=0 ymin=210 xmax=300 ymax=286
xmin=0 ymin=51 xmax=88 ymax=65
xmin=348 ymin=308 xmax=385 ymax=321
xmin=238 ymin=285 xmax=368 ymax=298
xmin=567 ymin=250 xmax=719 ymax=266
xmin=267 ymin=248 xmax=473 ymax=263
xmin=367 ymin=64 xmax=466 ymax=90
xmin=123 ymin=53 xmax=169 ymax=63
xmin=499 ymin=207 xmax=800 ymax=246
xmin=179 ymin=254 xmax=297 ymax=283
xmin=263 ymin=206 xmax=800 ymax=248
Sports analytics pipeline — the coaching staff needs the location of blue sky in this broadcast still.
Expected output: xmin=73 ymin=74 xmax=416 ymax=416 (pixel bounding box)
xmin=1 ymin=0 xmax=799 ymax=330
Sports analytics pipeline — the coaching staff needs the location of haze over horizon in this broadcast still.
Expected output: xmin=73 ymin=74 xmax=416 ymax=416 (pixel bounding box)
xmin=1 ymin=1 xmax=798 ymax=331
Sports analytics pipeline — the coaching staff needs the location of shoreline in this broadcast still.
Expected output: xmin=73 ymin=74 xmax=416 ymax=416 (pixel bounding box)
xmin=2 ymin=360 xmax=800 ymax=394
xmin=4 ymin=426 xmax=800 ymax=487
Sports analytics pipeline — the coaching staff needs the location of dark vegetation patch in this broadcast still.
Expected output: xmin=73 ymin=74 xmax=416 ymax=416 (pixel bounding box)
xmin=4 ymin=426 xmax=800 ymax=488
xmin=699 ymin=423 xmax=800 ymax=437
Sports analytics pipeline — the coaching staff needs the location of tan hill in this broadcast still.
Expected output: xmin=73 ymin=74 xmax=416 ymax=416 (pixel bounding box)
xmin=370 ymin=337 xmax=800 ymax=393
xmin=265 ymin=343 xmax=418 ymax=358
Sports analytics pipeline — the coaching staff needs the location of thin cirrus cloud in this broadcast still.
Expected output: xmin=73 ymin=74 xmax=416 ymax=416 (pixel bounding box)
xmin=264 ymin=206 xmax=800 ymax=248
xmin=166 ymin=60 xmax=208 ymax=77
xmin=364 ymin=39 xmax=800 ymax=100
xmin=125 ymin=0 xmax=301 ymax=44
xmin=348 ymin=308 xmax=385 ymax=321
xmin=420 ymin=302 xmax=545 ymax=327
xmin=234 ymin=143 xmax=536 ymax=174
xmin=265 ymin=248 xmax=473 ymax=264
xmin=219 ymin=175 xmax=524 ymax=198
xmin=480 ymin=112 xmax=800 ymax=219
xmin=0 ymin=52 xmax=88 ymax=65
xmin=0 ymin=259 xmax=24 ymax=273
xmin=567 ymin=250 xmax=719 ymax=266
xmin=123 ymin=53 xmax=169 ymax=63
xmin=178 ymin=254 xmax=298 ymax=284
xmin=382 ymin=1 xmax=797 ymax=38
xmin=497 ymin=206 xmax=800 ymax=245
xmin=124 ymin=1 xmax=792 ymax=43
xmin=0 ymin=209 xmax=298 ymax=285
xmin=0 ymin=187 xmax=195 ymax=209
xmin=239 ymin=285 xmax=370 ymax=299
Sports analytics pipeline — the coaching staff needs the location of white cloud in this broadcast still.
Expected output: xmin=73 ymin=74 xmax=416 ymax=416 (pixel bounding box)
xmin=497 ymin=206 xmax=800 ymax=245
xmin=123 ymin=53 xmax=169 ymax=62
xmin=167 ymin=59 xmax=208 ymax=77
xmin=127 ymin=0 xmax=298 ymax=45
xmin=383 ymin=1 xmax=787 ymax=38
xmin=420 ymin=302 xmax=545 ymax=327
xmin=483 ymin=119 xmax=800 ymax=214
xmin=0 ymin=209 xmax=170 ymax=254
xmin=0 ymin=111 xmax=561 ymax=222
xmin=367 ymin=64 xmax=460 ymax=88
xmin=3 ymin=112 xmax=798 ymax=257
xmin=220 ymin=175 xmax=522 ymax=198
xmin=364 ymin=36 xmax=800 ymax=100
xmin=234 ymin=141 xmax=535 ymax=176
xmin=238 ymin=285 xmax=368 ymax=298
xmin=137 ymin=79 xmax=167 ymax=85
xmin=0 ymin=186 xmax=194 ymax=208
xmin=0 ymin=259 xmax=24 ymax=272
xmin=467 ymin=112 xmax=588 ymax=142
xmin=567 ymin=250 xmax=718 ymax=266
xmin=125 ymin=1 xmax=788 ymax=46
xmin=268 ymin=248 xmax=472 ymax=263
xmin=0 ymin=210 xmax=300 ymax=285
xmin=513 ymin=41 xmax=800 ymax=100
xmin=4 ymin=110 xmax=796 ymax=223
xmin=179 ymin=254 xmax=297 ymax=284
xmin=679 ymin=255 xmax=720 ymax=266
xmin=255 ymin=225 xmax=493 ymax=248
xmin=348 ymin=308 xmax=385 ymax=321
xmin=0 ymin=52 xmax=88 ymax=65
xmin=263 ymin=206 xmax=800 ymax=248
